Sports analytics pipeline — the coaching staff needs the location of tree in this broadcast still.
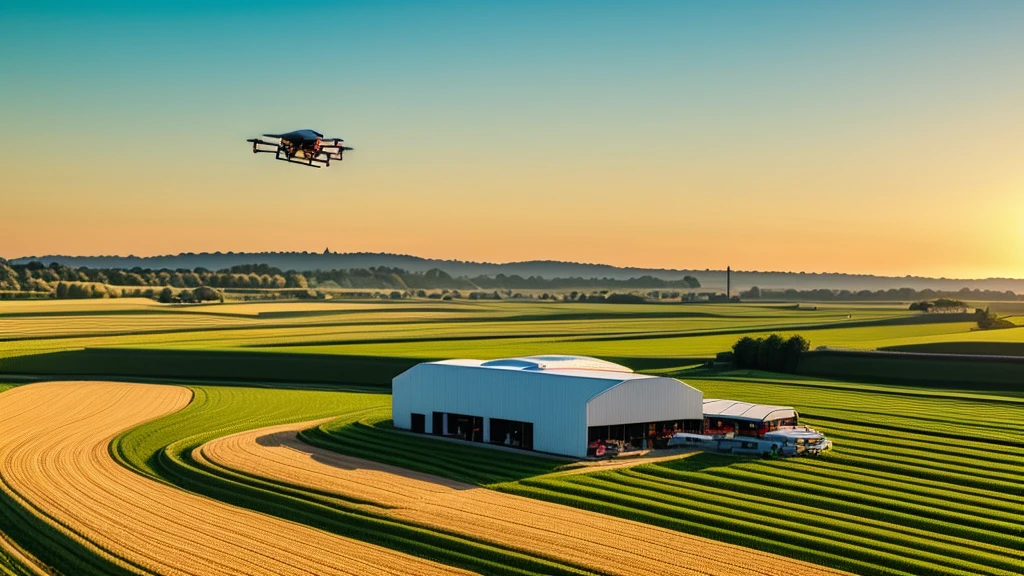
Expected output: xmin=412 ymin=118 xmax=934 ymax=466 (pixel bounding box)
xmin=286 ymin=273 xmax=308 ymax=289
xmin=158 ymin=287 xmax=174 ymax=303
xmin=193 ymin=286 xmax=222 ymax=302
xmin=976 ymin=307 xmax=1013 ymax=330
xmin=732 ymin=336 xmax=759 ymax=368
xmin=744 ymin=286 xmax=761 ymax=299
xmin=760 ymin=334 xmax=786 ymax=371
xmin=55 ymin=282 xmax=70 ymax=299
xmin=782 ymin=335 xmax=810 ymax=372
xmin=67 ymin=283 xmax=91 ymax=299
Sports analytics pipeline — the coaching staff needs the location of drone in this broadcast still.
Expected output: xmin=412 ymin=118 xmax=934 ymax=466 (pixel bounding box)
xmin=246 ymin=129 xmax=353 ymax=168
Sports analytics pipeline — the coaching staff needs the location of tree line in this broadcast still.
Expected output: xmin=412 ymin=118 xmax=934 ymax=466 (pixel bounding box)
xmin=742 ymin=286 xmax=1020 ymax=302
xmin=0 ymin=260 xmax=701 ymax=301
xmin=907 ymin=298 xmax=969 ymax=312
xmin=0 ymin=260 xmax=699 ymax=294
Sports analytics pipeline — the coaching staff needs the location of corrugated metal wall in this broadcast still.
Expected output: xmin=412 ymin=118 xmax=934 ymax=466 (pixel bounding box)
xmin=393 ymin=364 xmax=702 ymax=458
xmin=586 ymin=377 xmax=703 ymax=426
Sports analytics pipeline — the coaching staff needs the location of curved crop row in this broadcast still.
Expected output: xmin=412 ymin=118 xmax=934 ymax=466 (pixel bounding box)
xmin=302 ymin=375 xmax=1023 ymax=576
xmin=112 ymin=385 xmax=594 ymax=576
xmin=198 ymin=421 xmax=840 ymax=576
xmin=0 ymin=382 xmax=471 ymax=576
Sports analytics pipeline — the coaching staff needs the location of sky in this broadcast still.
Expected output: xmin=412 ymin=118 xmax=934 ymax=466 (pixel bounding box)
xmin=1 ymin=1 xmax=1022 ymax=278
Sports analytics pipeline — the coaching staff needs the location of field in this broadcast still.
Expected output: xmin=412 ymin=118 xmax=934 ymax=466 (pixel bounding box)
xmin=0 ymin=298 xmax=1001 ymax=371
xmin=0 ymin=382 xmax=471 ymax=576
xmin=112 ymin=384 xmax=589 ymax=576
xmin=197 ymin=421 xmax=836 ymax=576
xmin=0 ymin=298 xmax=1022 ymax=575
xmin=291 ymin=376 xmax=1024 ymax=576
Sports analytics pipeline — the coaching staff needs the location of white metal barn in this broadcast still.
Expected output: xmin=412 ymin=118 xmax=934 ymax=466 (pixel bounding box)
xmin=392 ymin=355 xmax=703 ymax=458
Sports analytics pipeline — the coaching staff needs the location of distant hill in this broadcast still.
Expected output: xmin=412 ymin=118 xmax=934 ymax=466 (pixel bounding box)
xmin=9 ymin=251 xmax=1024 ymax=293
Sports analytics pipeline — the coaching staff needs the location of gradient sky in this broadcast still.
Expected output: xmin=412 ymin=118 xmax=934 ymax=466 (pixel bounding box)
xmin=2 ymin=1 xmax=1022 ymax=278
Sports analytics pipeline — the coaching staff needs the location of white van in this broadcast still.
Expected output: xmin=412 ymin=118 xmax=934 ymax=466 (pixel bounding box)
xmin=761 ymin=426 xmax=832 ymax=456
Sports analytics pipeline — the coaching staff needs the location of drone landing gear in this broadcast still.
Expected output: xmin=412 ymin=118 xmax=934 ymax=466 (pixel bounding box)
xmin=275 ymin=150 xmax=326 ymax=168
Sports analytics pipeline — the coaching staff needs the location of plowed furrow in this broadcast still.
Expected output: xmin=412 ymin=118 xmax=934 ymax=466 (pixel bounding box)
xmin=0 ymin=382 xmax=473 ymax=576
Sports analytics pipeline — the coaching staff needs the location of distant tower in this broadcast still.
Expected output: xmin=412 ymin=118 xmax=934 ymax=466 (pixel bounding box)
xmin=324 ymin=247 xmax=330 ymax=255
xmin=727 ymin=266 xmax=731 ymax=300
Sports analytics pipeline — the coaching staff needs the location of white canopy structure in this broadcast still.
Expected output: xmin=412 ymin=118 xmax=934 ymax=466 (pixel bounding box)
xmin=702 ymin=399 xmax=798 ymax=422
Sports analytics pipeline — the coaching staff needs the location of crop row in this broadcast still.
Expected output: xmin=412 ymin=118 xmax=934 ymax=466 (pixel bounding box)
xmin=0 ymin=384 xmax=131 ymax=576
xmin=510 ymin=471 xmax=1020 ymax=576
xmin=306 ymin=411 xmax=563 ymax=485
xmin=292 ymin=373 xmax=1023 ymax=576
xmin=113 ymin=385 xmax=591 ymax=576
xmin=693 ymin=377 xmax=1024 ymax=418
xmin=813 ymin=420 xmax=1024 ymax=461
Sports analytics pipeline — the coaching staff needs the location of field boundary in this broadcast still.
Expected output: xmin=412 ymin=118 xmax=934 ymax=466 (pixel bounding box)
xmin=796 ymin=349 xmax=1024 ymax=389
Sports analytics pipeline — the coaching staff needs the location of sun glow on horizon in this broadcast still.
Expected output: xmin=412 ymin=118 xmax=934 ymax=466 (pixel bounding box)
xmin=1 ymin=2 xmax=1023 ymax=280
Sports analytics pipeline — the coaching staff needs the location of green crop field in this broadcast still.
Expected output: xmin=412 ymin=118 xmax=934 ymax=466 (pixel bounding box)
xmin=0 ymin=298 xmax=1009 ymax=367
xmin=1 ymin=299 xmax=1022 ymax=576
xmin=298 ymin=375 xmax=1023 ymax=576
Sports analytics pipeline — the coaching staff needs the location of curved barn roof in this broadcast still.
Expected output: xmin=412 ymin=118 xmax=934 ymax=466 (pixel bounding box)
xmin=428 ymin=356 xmax=644 ymax=382
xmin=702 ymin=398 xmax=797 ymax=422
xmin=479 ymin=355 xmax=632 ymax=373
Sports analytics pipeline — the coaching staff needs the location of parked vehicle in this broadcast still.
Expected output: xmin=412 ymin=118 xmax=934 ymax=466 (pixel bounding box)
xmin=666 ymin=433 xmax=717 ymax=448
xmin=668 ymin=426 xmax=831 ymax=457
xmin=761 ymin=426 xmax=832 ymax=456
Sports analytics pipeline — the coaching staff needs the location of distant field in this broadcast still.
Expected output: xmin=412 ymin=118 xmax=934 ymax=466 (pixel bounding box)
xmin=976 ymin=301 xmax=1024 ymax=315
xmin=1 ymin=298 xmax=1006 ymax=368
xmin=882 ymin=341 xmax=1024 ymax=356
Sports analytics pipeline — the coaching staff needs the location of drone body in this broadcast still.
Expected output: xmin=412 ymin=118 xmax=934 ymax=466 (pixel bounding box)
xmin=246 ymin=129 xmax=353 ymax=168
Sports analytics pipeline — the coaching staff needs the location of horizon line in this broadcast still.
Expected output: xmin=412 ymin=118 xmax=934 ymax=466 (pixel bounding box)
xmin=6 ymin=250 xmax=1024 ymax=283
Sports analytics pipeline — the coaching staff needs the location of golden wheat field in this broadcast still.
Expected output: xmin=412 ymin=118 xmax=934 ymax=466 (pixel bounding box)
xmin=0 ymin=382 xmax=473 ymax=576
xmin=198 ymin=422 xmax=848 ymax=576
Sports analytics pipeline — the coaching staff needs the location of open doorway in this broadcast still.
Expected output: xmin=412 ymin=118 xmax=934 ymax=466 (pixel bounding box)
xmin=489 ymin=418 xmax=534 ymax=450
xmin=446 ymin=413 xmax=483 ymax=442
xmin=410 ymin=413 xmax=425 ymax=434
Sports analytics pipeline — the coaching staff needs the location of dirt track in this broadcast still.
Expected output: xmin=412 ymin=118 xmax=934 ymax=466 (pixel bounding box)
xmin=0 ymin=382 xmax=473 ymax=576
xmin=200 ymin=421 xmax=850 ymax=576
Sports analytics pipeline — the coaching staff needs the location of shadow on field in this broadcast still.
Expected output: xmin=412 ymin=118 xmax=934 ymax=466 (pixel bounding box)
xmin=0 ymin=347 xmax=709 ymax=388
xmin=0 ymin=348 xmax=423 ymax=387
xmin=255 ymin=428 xmax=476 ymax=490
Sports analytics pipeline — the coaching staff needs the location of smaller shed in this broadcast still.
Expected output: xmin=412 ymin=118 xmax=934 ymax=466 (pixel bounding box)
xmin=703 ymin=398 xmax=798 ymax=438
